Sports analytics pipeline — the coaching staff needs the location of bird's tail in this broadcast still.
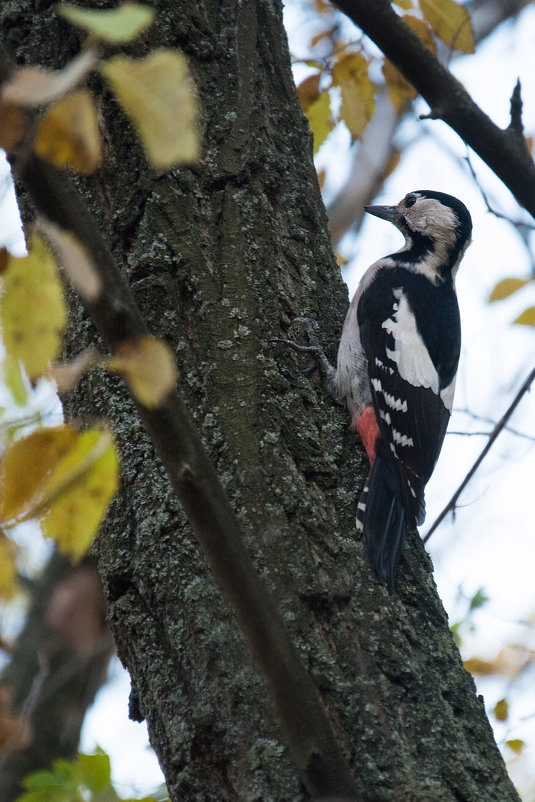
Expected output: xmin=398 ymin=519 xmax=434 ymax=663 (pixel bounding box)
xmin=356 ymin=450 xmax=408 ymax=590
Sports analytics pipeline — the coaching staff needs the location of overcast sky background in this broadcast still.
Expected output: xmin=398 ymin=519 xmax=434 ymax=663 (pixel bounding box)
xmin=1 ymin=2 xmax=535 ymax=798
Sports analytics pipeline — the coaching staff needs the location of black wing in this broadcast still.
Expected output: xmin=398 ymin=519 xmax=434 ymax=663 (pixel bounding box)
xmin=357 ymin=268 xmax=460 ymax=526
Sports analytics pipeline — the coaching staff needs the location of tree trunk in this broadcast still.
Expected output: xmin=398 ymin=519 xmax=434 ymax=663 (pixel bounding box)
xmin=1 ymin=0 xmax=520 ymax=800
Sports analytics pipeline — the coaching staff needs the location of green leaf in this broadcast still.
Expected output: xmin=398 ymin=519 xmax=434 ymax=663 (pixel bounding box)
xmin=514 ymin=306 xmax=535 ymax=326
xmin=16 ymin=793 xmax=58 ymax=802
xmin=489 ymin=277 xmax=531 ymax=302
xmin=57 ymin=3 xmax=155 ymax=44
xmin=75 ymin=751 xmax=111 ymax=793
xmin=449 ymin=620 xmax=462 ymax=647
xmin=52 ymin=759 xmax=76 ymax=785
xmin=21 ymin=769 xmax=62 ymax=790
xmin=468 ymin=586 xmax=489 ymax=612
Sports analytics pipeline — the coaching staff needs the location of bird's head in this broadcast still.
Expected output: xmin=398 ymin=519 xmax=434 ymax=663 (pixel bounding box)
xmin=365 ymin=191 xmax=472 ymax=281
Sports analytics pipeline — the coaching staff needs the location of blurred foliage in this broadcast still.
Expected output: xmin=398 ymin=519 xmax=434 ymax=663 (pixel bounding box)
xmin=0 ymin=2 xmax=187 ymax=600
xmin=16 ymin=749 xmax=167 ymax=802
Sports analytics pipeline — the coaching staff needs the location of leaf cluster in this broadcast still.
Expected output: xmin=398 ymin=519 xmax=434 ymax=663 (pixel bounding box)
xmin=0 ymin=3 xmax=193 ymax=599
xmin=296 ymin=0 xmax=473 ymax=152
xmin=16 ymin=749 xmax=162 ymax=802
xmin=0 ymin=3 xmax=199 ymax=173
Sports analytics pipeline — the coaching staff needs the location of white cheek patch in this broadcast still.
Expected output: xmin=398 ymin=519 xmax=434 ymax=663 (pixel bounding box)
xmin=382 ymin=291 xmax=439 ymax=395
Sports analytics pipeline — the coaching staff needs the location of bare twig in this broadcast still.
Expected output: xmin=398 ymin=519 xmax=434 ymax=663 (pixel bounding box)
xmin=454 ymin=407 xmax=535 ymax=442
xmin=448 ymin=430 xmax=535 ymax=441
xmin=464 ymin=152 xmax=535 ymax=230
xmin=0 ymin=654 xmax=49 ymax=774
xmin=423 ymin=366 xmax=535 ymax=543
xmin=508 ymin=79 xmax=525 ymax=140
xmin=448 ymin=430 xmax=497 ymax=437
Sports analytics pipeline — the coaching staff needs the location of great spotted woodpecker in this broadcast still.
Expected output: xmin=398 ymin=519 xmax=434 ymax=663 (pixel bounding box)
xmin=286 ymin=191 xmax=472 ymax=589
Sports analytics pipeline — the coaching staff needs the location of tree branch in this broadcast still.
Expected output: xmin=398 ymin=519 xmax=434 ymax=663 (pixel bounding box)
xmin=333 ymin=0 xmax=535 ymax=218
xmin=424 ymin=366 xmax=535 ymax=542
xmin=10 ymin=149 xmax=360 ymax=801
xmin=326 ymin=0 xmax=531 ymax=245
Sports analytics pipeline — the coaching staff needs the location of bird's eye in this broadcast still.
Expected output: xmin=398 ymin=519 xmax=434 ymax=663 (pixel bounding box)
xmin=405 ymin=194 xmax=417 ymax=208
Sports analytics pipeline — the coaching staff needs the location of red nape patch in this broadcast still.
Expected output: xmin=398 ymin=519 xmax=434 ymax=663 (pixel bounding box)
xmin=353 ymin=407 xmax=380 ymax=465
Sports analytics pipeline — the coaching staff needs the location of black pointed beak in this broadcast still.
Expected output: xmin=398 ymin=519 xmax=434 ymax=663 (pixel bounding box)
xmin=364 ymin=204 xmax=400 ymax=226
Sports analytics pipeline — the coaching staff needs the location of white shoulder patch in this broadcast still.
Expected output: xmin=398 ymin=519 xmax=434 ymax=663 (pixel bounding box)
xmin=382 ymin=290 xmax=439 ymax=394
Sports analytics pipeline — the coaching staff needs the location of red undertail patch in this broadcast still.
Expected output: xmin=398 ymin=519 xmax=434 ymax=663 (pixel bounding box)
xmin=353 ymin=406 xmax=380 ymax=465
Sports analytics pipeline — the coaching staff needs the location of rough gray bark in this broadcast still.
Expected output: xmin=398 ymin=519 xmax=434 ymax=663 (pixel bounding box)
xmin=0 ymin=1 xmax=520 ymax=800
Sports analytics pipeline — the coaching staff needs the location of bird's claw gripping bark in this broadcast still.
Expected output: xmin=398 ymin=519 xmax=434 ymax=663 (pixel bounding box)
xmin=273 ymin=317 xmax=336 ymax=386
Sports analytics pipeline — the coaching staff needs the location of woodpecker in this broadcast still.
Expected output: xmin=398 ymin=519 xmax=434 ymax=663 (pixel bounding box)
xmin=335 ymin=190 xmax=472 ymax=588
xmin=285 ymin=191 xmax=472 ymax=589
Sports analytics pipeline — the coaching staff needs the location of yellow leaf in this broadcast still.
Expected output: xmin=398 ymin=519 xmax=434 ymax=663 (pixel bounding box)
xmin=463 ymin=657 xmax=497 ymax=676
xmin=514 ymin=306 xmax=535 ymax=326
xmin=466 ymin=646 xmax=530 ymax=679
xmin=0 ymin=540 xmax=18 ymax=601
xmin=384 ymin=147 xmax=402 ymax=179
xmin=418 ymin=0 xmax=474 ymax=53
xmin=41 ymin=430 xmax=119 ymax=561
xmin=332 ymin=53 xmax=375 ymax=140
xmin=0 ymin=684 xmax=32 ymax=750
xmin=1 ymin=235 xmax=67 ymax=381
xmin=1 ymin=49 xmax=97 ymax=107
xmin=297 ymin=73 xmax=321 ymax=112
xmin=314 ymin=0 xmax=332 ymax=14
xmin=34 ymin=90 xmax=102 ymax=174
xmin=383 ymin=16 xmax=435 ymax=108
xmin=101 ymin=50 xmax=200 ymax=169
xmin=304 ymin=90 xmax=332 ymax=155
xmin=393 ymin=0 xmax=413 ymax=8
xmin=40 ymin=220 xmax=102 ymax=300
xmin=505 ymin=739 xmax=524 ymax=755
xmin=383 ymin=59 xmax=416 ymax=109
xmin=402 ymin=14 xmax=436 ymax=54
xmin=0 ymin=247 xmax=8 ymax=274
xmin=489 ymin=277 xmax=531 ymax=302
xmin=58 ymin=2 xmax=155 ymax=43
xmin=493 ymin=698 xmax=508 ymax=721
xmin=107 ymin=336 xmax=178 ymax=409
xmin=310 ymin=29 xmax=332 ymax=49
xmin=0 ymin=426 xmax=78 ymax=521
xmin=0 ymin=101 xmax=28 ymax=152
xmin=4 ymin=355 xmax=28 ymax=406
xmin=47 ymin=347 xmax=98 ymax=394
